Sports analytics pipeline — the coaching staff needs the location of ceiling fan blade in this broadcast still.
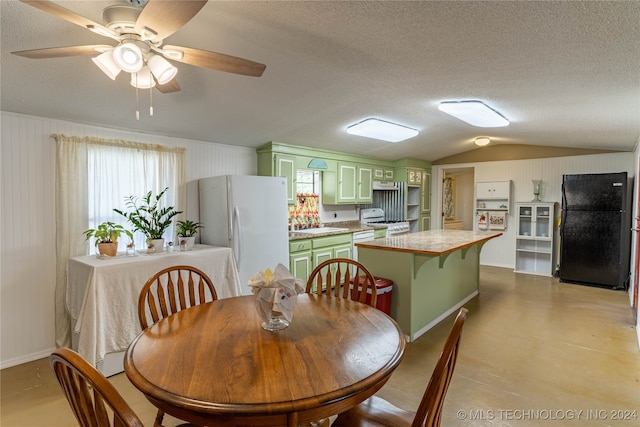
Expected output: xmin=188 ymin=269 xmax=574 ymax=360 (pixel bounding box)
xmin=163 ymin=45 xmax=266 ymax=77
xmin=12 ymin=45 xmax=113 ymax=59
xmin=155 ymin=78 xmax=181 ymax=93
xmin=135 ymin=0 xmax=208 ymax=42
xmin=20 ymin=1 xmax=116 ymax=39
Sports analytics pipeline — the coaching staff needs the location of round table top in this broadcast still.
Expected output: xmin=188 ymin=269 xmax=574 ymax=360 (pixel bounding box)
xmin=124 ymin=293 xmax=405 ymax=425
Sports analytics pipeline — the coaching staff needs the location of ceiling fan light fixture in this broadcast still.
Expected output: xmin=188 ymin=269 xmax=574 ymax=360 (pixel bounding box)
xmin=475 ymin=137 xmax=491 ymax=146
xmin=347 ymin=118 xmax=418 ymax=143
xmin=438 ymin=100 xmax=509 ymax=127
xmin=148 ymin=55 xmax=178 ymax=85
xmin=113 ymin=42 xmax=143 ymax=73
xmin=92 ymin=50 xmax=121 ymax=80
xmin=130 ymin=66 xmax=156 ymax=89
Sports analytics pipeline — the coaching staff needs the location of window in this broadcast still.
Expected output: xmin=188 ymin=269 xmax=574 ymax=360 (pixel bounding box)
xmin=296 ymin=170 xmax=318 ymax=194
xmin=85 ymin=143 xmax=183 ymax=253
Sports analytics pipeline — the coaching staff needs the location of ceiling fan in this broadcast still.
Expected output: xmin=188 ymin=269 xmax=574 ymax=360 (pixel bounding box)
xmin=12 ymin=0 xmax=267 ymax=94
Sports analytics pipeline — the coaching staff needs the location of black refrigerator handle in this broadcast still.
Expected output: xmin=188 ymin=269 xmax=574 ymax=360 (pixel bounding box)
xmin=560 ymin=183 xmax=567 ymax=236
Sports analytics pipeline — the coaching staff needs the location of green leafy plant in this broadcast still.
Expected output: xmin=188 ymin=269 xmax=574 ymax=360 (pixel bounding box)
xmin=83 ymin=221 xmax=133 ymax=246
xmin=176 ymin=220 xmax=204 ymax=237
xmin=114 ymin=187 xmax=182 ymax=241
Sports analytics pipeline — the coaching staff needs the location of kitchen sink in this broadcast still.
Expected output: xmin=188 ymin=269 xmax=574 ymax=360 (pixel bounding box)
xmin=293 ymin=227 xmax=349 ymax=235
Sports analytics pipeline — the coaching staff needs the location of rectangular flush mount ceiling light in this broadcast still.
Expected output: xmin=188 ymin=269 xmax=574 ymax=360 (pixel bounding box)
xmin=346 ymin=118 xmax=419 ymax=142
xmin=438 ymin=100 xmax=509 ymax=127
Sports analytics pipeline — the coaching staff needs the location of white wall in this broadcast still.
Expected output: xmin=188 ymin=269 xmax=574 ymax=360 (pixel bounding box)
xmin=432 ymin=153 xmax=635 ymax=270
xmin=0 ymin=112 xmax=257 ymax=368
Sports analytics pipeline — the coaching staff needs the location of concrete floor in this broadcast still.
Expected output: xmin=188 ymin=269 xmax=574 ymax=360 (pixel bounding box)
xmin=2 ymin=266 xmax=639 ymax=426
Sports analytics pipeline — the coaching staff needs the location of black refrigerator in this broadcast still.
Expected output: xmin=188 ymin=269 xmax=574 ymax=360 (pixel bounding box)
xmin=559 ymin=172 xmax=632 ymax=289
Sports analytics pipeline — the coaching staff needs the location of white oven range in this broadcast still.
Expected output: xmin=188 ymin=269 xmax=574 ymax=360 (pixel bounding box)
xmin=360 ymin=208 xmax=410 ymax=237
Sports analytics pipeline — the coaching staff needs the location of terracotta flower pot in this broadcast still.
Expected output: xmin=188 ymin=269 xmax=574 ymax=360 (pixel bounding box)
xmin=97 ymin=242 xmax=117 ymax=257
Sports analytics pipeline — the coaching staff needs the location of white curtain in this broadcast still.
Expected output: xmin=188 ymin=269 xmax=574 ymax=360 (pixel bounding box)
xmin=54 ymin=134 xmax=185 ymax=348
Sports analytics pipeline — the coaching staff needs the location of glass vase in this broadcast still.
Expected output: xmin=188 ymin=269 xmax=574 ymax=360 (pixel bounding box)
xmin=261 ymin=310 xmax=290 ymax=331
xmin=532 ymin=180 xmax=542 ymax=202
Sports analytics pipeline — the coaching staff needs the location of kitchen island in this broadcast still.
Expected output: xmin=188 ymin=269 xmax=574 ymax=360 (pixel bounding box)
xmin=356 ymin=229 xmax=502 ymax=341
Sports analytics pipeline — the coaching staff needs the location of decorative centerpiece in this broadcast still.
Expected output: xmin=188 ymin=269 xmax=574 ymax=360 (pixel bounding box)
xmin=248 ymin=264 xmax=305 ymax=331
xmin=176 ymin=219 xmax=203 ymax=250
xmin=83 ymin=221 xmax=133 ymax=257
xmin=114 ymin=187 xmax=182 ymax=253
xmin=532 ymin=179 xmax=542 ymax=202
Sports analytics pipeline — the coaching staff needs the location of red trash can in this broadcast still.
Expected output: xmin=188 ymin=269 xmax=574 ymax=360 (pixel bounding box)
xmin=349 ymin=276 xmax=393 ymax=316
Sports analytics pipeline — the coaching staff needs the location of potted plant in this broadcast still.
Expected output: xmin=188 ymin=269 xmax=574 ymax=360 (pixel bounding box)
xmin=83 ymin=221 xmax=133 ymax=257
xmin=176 ymin=219 xmax=204 ymax=250
xmin=114 ymin=187 xmax=182 ymax=252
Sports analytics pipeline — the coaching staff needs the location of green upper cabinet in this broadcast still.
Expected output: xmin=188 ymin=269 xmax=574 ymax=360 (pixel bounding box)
xmin=337 ymin=162 xmax=357 ymax=202
xmin=276 ymin=154 xmax=296 ymax=204
xmin=421 ymin=170 xmax=431 ymax=214
xmin=323 ymin=162 xmax=372 ymax=204
xmin=358 ymin=165 xmax=373 ymax=202
xmin=373 ymin=166 xmax=394 ymax=181
xmin=257 ymin=144 xmax=429 ymax=207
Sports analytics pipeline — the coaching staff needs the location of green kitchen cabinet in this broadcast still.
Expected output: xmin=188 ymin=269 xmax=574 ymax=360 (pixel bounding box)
xmin=307 ymin=233 xmax=353 ymax=290
xmin=420 ymin=215 xmax=431 ymax=231
xmin=276 ymin=154 xmax=296 ymax=204
xmin=323 ymin=162 xmax=373 ymax=204
xmin=289 ymin=233 xmax=353 ymax=286
xmin=311 ymin=233 xmax=353 ymax=265
xmin=421 ymin=170 xmax=431 ymax=214
xmin=289 ymin=239 xmax=312 ymax=282
xmin=373 ymin=166 xmax=394 ymax=181
xmin=257 ymin=150 xmax=297 ymax=205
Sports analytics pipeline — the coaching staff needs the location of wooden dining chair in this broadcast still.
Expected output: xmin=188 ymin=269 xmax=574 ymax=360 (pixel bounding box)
xmin=138 ymin=265 xmax=218 ymax=330
xmin=333 ymin=307 xmax=470 ymax=427
xmin=306 ymin=258 xmax=377 ymax=308
xmin=49 ymin=347 xmax=145 ymax=427
xmin=138 ymin=265 xmax=218 ymax=427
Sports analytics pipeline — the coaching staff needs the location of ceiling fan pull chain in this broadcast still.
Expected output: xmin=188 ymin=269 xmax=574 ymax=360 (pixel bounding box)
xmin=135 ymin=74 xmax=140 ymax=121
xmin=149 ymin=87 xmax=153 ymax=117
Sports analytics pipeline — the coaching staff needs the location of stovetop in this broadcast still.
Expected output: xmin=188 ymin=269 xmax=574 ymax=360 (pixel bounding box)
xmin=365 ymin=220 xmax=408 ymax=225
xmin=360 ymin=208 xmax=408 ymax=225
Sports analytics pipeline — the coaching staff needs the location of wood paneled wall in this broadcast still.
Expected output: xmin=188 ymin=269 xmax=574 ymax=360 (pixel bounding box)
xmin=0 ymin=112 xmax=256 ymax=368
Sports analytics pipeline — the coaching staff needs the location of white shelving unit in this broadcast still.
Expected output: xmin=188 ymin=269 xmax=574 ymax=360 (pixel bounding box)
xmin=514 ymin=202 xmax=557 ymax=276
xmin=475 ymin=180 xmax=511 ymax=213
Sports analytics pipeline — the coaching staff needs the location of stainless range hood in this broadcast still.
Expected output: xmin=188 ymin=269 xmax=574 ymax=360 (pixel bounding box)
xmin=371 ymin=182 xmax=407 ymax=222
xmin=372 ymin=181 xmax=398 ymax=190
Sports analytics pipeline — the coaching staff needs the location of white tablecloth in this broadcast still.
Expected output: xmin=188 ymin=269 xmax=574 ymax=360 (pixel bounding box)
xmin=66 ymin=245 xmax=242 ymax=367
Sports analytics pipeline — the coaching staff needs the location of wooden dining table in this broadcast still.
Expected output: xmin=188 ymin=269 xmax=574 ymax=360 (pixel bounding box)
xmin=124 ymin=294 xmax=406 ymax=427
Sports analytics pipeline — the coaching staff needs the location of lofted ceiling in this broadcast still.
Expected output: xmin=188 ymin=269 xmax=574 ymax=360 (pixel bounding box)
xmin=1 ymin=0 xmax=639 ymax=162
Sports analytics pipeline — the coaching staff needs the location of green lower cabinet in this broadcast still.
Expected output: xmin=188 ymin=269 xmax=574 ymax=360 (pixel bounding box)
xmin=289 ymin=234 xmax=354 ymax=287
xmin=302 ymin=233 xmax=353 ymax=292
xmin=289 ymin=240 xmax=312 ymax=282
xmin=420 ymin=215 xmax=431 ymax=231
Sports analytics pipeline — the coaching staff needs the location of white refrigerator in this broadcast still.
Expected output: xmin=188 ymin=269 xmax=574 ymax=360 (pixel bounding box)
xmin=199 ymin=175 xmax=289 ymax=295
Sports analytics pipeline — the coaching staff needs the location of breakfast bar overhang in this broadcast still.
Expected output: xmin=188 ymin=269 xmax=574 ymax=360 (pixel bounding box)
xmin=356 ymin=230 xmax=503 ymax=341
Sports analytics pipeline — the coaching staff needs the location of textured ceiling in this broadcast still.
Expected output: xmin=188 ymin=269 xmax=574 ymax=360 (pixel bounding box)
xmin=2 ymin=0 xmax=639 ymax=161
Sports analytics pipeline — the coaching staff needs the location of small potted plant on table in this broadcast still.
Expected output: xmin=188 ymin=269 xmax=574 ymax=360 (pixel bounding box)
xmin=176 ymin=219 xmax=204 ymax=250
xmin=114 ymin=187 xmax=182 ymax=253
xmin=83 ymin=221 xmax=133 ymax=257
